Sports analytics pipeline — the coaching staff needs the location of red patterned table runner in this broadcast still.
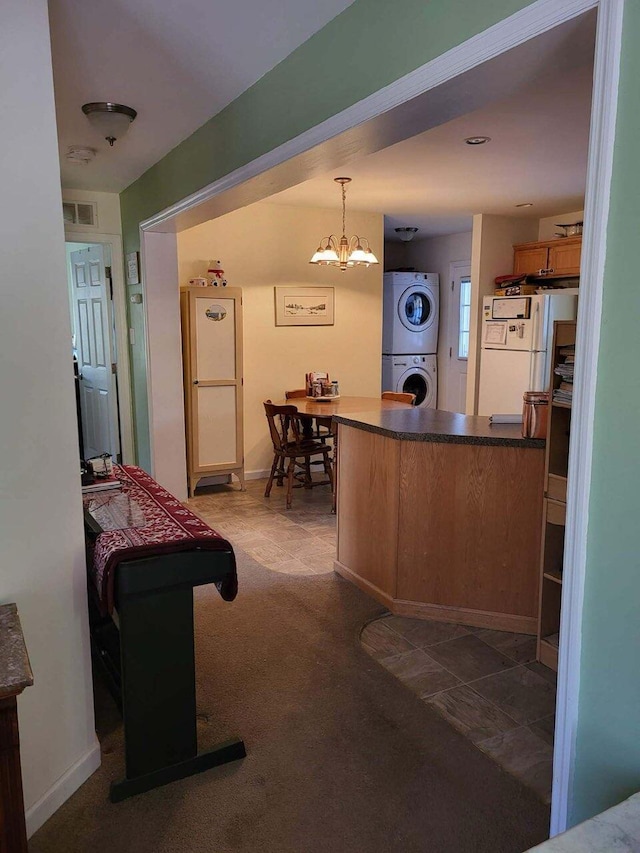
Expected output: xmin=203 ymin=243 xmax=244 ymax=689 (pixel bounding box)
xmin=85 ymin=465 xmax=236 ymax=614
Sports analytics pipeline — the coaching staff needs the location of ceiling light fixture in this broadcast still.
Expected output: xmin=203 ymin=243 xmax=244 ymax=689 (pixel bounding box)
xmin=515 ymin=202 xmax=534 ymax=208
xmin=81 ymin=102 xmax=137 ymax=146
xmin=66 ymin=145 xmax=96 ymax=165
xmin=464 ymin=136 xmax=491 ymax=145
xmin=395 ymin=227 xmax=419 ymax=242
xmin=309 ymin=177 xmax=379 ymax=270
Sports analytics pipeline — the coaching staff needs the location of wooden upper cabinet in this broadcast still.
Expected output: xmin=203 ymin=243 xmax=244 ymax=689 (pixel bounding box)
xmin=513 ymin=246 xmax=549 ymax=276
xmin=547 ymin=239 xmax=582 ymax=277
xmin=513 ymin=236 xmax=582 ymax=278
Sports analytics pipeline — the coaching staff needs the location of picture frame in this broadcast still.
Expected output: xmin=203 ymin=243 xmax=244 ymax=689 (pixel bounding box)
xmin=126 ymin=251 xmax=140 ymax=285
xmin=274 ymin=286 xmax=335 ymax=326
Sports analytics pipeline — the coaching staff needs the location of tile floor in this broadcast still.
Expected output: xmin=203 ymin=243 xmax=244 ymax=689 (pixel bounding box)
xmin=187 ymin=475 xmax=336 ymax=576
xmin=360 ymin=614 xmax=556 ymax=802
xmin=187 ymin=476 xmax=556 ymax=803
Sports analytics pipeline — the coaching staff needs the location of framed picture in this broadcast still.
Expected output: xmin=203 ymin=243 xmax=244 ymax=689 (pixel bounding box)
xmin=126 ymin=251 xmax=140 ymax=285
xmin=274 ymin=286 xmax=335 ymax=326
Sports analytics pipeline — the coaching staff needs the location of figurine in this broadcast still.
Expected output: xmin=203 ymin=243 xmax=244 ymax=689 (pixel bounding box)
xmin=207 ymin=260 xmax=228 ymax=287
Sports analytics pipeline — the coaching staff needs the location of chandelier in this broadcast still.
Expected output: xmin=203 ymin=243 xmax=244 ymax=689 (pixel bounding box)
xmin=309 ymin=177 xmax=379 ymax=270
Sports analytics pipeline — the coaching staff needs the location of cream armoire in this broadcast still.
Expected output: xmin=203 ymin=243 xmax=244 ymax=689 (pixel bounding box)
xmin=180 ymin=286 xmax=244 ymax=495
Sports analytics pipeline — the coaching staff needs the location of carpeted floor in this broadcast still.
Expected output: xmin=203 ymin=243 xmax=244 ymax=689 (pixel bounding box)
xmin=30 ymin=546 xmax=550 ymax=852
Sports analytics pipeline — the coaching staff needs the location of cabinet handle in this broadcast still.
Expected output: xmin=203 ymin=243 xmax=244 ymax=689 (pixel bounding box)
xmin=193 ymin=379 xmax=199 ymax=385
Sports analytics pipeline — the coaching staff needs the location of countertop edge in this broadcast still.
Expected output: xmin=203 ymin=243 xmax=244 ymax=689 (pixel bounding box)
xmin=334 ymin=414 xmax=545 ymax=448
xmin=0 ymin=603 xmax=34 ymax=699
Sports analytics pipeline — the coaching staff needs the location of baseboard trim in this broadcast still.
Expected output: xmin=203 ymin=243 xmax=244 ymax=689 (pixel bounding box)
xmin=334 ymin=560 xmax=536 ymax=634
xmin=245 ymin=469 xmax=270 ymax=481
xmin=392 ymin=599 xmax=537 ymax=635
xmin=333 ymin=560 xmax=394 ymax=610
xmin=26 ymin=739 xmax=101 ymax=838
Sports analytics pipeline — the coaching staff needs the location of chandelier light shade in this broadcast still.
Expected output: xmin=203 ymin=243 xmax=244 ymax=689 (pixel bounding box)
xmin=309 ymin=177 xmax=379 ymax=270
xmin=82 ymin=102 xmax=137 ymax=146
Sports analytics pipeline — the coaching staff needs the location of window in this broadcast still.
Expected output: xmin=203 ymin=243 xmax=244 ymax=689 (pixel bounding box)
xmin=458 ymin=277 xmax=471 ymax=359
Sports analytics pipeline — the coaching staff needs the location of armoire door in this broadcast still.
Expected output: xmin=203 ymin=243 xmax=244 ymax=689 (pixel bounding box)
xmin=182 ymin=287 xmax=243 ymax=485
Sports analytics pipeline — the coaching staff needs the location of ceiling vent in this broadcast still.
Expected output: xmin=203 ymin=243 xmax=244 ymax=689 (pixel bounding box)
xmin=63 ymin=201 xmax=98 ymax=228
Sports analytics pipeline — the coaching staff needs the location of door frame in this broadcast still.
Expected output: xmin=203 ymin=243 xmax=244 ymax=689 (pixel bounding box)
xmin=65 ymin=231 xmax=135 ymax=464
xmin=137 ymin=0 xmax=623 ymax=833
xmin=445 ymin=260 xmax=472 ymax=413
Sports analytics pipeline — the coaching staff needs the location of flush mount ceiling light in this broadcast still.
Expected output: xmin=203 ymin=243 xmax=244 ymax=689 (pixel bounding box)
xmin=81 ymin=102 xmax=137 ymax=146
xmin=464 ymin=135 xmax=491 ymax=145
xmin=309 ymin=177 xmax=379 ymax=271
xmin=66 ymin=145 xmax=96 ymax=165
xmin=395 ymin=227 xmax=419 ymax=242
xmin=515 ymin=202 xmax=534 ymax=208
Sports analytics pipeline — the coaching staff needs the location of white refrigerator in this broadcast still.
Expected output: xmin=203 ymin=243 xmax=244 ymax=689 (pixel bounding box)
xmin=478 ymin=293 xmax=577 ymax=416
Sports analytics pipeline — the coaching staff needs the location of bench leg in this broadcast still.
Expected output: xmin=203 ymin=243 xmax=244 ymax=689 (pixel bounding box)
xmin=110 ymin=583 xmax=245 ymax=802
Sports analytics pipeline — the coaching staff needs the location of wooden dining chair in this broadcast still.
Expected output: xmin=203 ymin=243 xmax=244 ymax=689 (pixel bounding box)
xmin=263 ymin=401 xmax=334 ymax=510
xmin=381 ymin=391 xmax=416 ymax=405
xmin=285 ymin=388 xmax=335 ymax=440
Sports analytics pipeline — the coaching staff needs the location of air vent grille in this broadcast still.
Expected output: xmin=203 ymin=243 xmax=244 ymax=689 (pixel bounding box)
xmin=63 ymin=201 xmax=97 ymax=227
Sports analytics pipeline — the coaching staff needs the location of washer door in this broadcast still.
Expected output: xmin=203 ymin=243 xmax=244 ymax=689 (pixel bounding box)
xmin=398 ymin=367 xmax=435 ymax=407
xmin=397 ymin=285 xmax=437 ymax=334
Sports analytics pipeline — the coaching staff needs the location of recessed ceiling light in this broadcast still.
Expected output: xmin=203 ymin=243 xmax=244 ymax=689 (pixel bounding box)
xmin=464 ymin=136 xmax=491 ymax=145
xmin=515 ymin=202 xmax=534 ymax=208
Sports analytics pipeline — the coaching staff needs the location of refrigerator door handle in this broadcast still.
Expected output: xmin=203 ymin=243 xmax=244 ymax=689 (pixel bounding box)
xmin=528 ymin=305 xmax=540 ymax=391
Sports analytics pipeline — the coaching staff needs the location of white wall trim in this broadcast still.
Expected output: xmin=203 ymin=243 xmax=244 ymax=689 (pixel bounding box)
xmin=140 ymin=230 xmax=187 ymax=498
xmin=141 ymin=0 xmax=597 ymax=235
xmin=137 ymin=0 xmax=618 ymax=833
xmin=550 ymin=0 xmax=623 ymax=835
xmin=25 ymin=739 xmax=101 ymax=838
xmin=65 ymin=231 xmax=135 ymax=464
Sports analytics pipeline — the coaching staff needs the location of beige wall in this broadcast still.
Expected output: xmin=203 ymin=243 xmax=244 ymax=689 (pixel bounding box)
xmin=0 ymin=0 xmax=99 ymax=836
xmin=62 ymin=189 xmax=123 ymax=237
xmin=178 ymin=202 xmax=383 ymax=475
xmin=538 ymin=208 xmax=584 ymax=241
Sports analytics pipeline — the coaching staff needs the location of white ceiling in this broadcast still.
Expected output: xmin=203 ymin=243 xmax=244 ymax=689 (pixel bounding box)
xmin=265 ymin=17 xmax=595 ymax=240
xmin=49 ymin=0 xmax=355 ymax=192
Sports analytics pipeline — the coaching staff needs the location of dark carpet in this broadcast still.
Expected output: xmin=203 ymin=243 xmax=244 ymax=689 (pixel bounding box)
xmin=30 ymin=549 xmax=550 ymax=852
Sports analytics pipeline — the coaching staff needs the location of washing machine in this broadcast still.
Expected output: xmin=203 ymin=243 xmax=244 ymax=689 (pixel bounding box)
xmin=382 ymin=272 xmax=439 ymax=355
xmin=382 ymin=354 xmax=437 ymax=408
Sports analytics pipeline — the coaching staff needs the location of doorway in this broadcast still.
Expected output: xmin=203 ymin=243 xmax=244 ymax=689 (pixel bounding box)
xmin=135 ymin=1 xmax=622 ymax=834
xmin=445 ymin=261 xmax=471 ymax=413
xmin=66 ymin=240 xmax=122 ymax=462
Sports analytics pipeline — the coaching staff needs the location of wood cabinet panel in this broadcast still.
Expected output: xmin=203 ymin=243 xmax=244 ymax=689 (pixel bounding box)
xmin=513 ymin=237 xmax=581 ymax=278
xmin=537 ymin=320 xmax=576 ymax=671
xmin=513 ymin=246 xmax=549 ymax=276
xmin=547 ymin=239 xmax=582 ymax=277
xmin=180 ymin=286 xmax=244 ymax=495
xmin=397 ymin=441 xmax=544 ymax=619
xmin=336 ymin=426 xmax=399 ymax=600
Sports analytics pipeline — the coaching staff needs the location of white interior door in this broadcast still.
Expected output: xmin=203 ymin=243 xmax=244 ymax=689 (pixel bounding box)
xmin=443 ymin=262 xmax=471 ymax=412
xmin=70 ymin=245 xmax=120 ymax=460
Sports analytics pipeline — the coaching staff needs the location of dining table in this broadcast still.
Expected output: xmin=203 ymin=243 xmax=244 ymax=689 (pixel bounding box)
xmin=272 ymin=395 xmax=412 ymax=511
xmin=272 ymin=395 xmax=410 ymax=418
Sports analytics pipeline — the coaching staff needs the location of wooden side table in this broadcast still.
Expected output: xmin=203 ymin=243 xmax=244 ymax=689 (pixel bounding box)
xmin=0 ymin=604 xmax=33 ymax=853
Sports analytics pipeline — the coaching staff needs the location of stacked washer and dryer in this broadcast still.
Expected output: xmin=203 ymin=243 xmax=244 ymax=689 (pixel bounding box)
xmin=381 ymin=272 xmax=439 ymax=408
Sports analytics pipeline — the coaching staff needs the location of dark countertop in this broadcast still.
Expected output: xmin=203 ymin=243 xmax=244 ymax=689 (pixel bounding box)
xmin=0 ymin=603 xmax=34 ymax=699
xmin=334 ymin=408 xmax=545 ymax=448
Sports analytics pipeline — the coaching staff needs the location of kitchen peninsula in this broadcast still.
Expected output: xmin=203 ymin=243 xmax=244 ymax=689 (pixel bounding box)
xmin=333 ymin=409 xmax=545 ymax=633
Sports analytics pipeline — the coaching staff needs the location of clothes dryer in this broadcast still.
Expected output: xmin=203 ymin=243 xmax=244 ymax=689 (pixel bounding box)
xmin=382 ymin=272 xmax=439 ymax=355
xmin=382 ymin=354 xmax=437 ymax=408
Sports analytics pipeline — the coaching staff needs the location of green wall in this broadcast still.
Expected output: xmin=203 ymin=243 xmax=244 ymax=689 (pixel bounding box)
xmin=570 ymin=0 xmax=640 ymax=824
xmin=120 ymin=0 xmax=533 ymax=470
xmin=120 ymin=0 xmax=640 ymax=828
